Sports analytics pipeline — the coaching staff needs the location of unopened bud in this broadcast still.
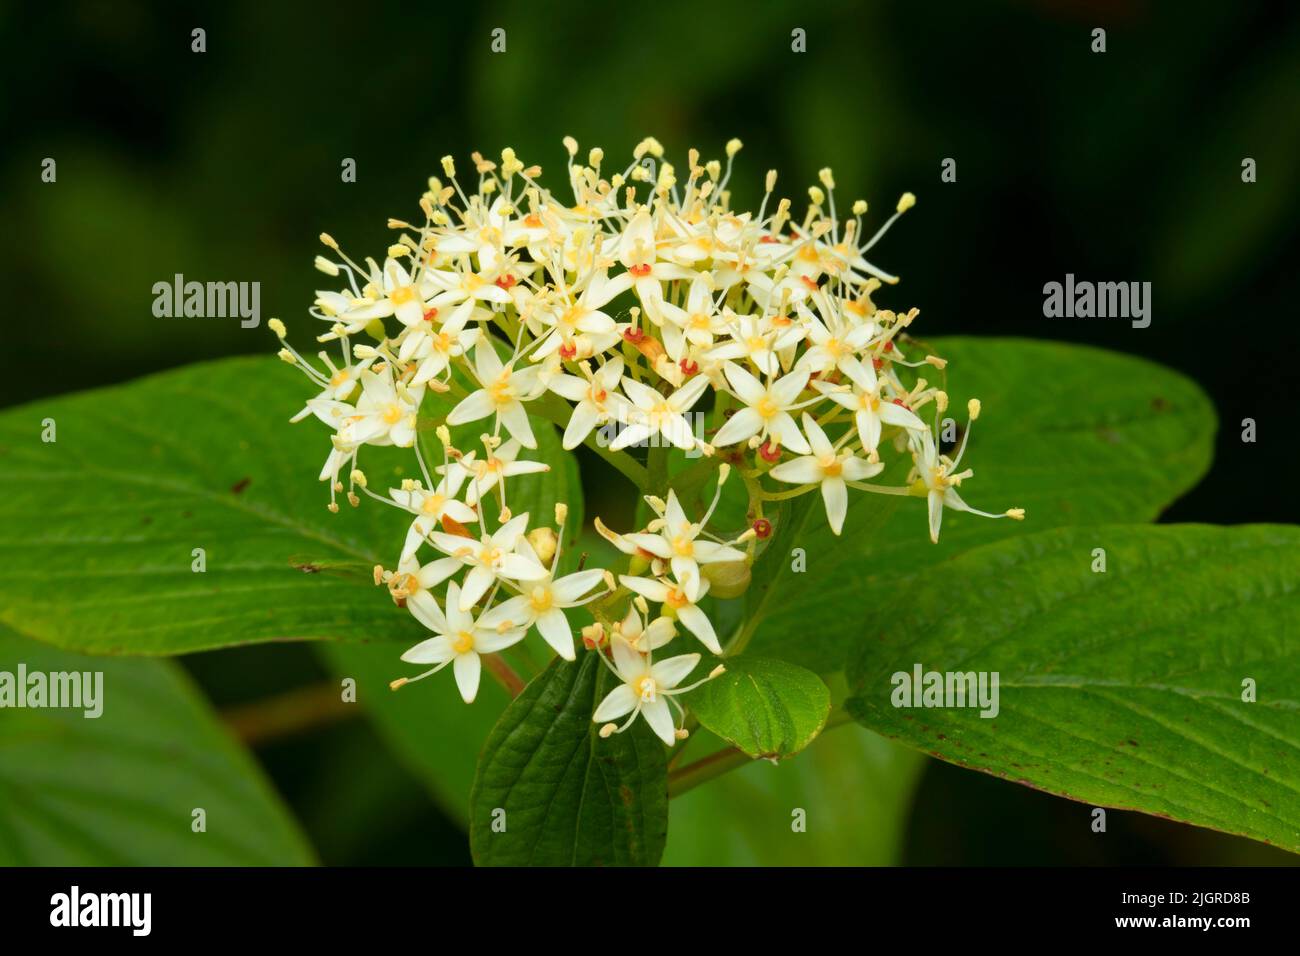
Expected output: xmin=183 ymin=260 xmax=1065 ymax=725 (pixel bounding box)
xmin=526 ymin=527 xmax=558 ymax=567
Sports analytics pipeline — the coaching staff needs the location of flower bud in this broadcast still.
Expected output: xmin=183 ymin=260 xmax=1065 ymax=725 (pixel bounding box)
xmin=527 ymin=527 xmax=558 ymax=566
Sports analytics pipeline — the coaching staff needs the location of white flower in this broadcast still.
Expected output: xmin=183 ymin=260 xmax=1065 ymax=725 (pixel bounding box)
xmin=439 ymin=438 xmax=550 ymax=507
xmin=397 ymin=581 xmax=526 ymax=703
xmin=796 ymin=303 xmax=877 ymax=379
xmin=291 ymin=353 xmax=374 ymax=420
xmin=477 ymin=540 xmax=607 ymax=661
xmin=814 ymin=359 xmax=924 ymax=455
xmin=617 ymin=210 xmax=696 ymax=322
xmin=446 ymin=337 xmax=545 ymax=448
xmin=428 ymin=512 xmax=548 ymax=610
xmin=545 ymin=357 xmax=630 ymax=450
xmin=397 ymin=299 xmax=480 ymax=386
xmin=619 ymin=574 xmax=722 ymax=654
xmin=622 ymin=488 xmax=745 ymax=601
xmin=388 ymin=475 xmax=479 ymax=562
xmin=346 ymin=258 xmax=433 ymax=328
xmin=337 ymin=368 xmax=424 ymax=447
xmin=592 ymin=638 xmax=711 ymax=746
xmin=610 ymin=604 xmax=677 ymax=652
xmin=713 ymin=362 xmax=812 ymax=454
xmin=705 ymin=313 xmax=803 ymax=376
xmin=657 ymin=277 xmax=730 ymax=361
xmin=769 ymin=414 xmax=883 ymax=534
xmin=611 ymin=373 xmax=710 ymax=452
xmin=909 ymin=404 xmax=1022 ymax=543
xmin=530 ymin=270 xmax=628 ymax=360
xmin=386 ymin=554 xmax=463 ymax=630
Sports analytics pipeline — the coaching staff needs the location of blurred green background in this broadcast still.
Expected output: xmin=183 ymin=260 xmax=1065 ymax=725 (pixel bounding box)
xmin=2 ymin=0 xmax=1296 ymax=864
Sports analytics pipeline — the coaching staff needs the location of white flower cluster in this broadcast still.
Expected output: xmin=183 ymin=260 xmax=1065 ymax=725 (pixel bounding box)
xmin=271 ymin=137 xmax=1023 ymax=745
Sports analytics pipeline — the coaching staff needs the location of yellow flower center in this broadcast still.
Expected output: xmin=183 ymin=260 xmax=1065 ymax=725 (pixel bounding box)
xmin=671 ymin=535 xmax=694 ymax=557
xmin=420 ymin=493 xmax=445 ymax=515
xmin=382 ymin=404 xmax=404 ymax=425
xmin=634 ymin=675 xmax=658 ymax=700
xmin=451 ymin=631 xmax=475 ymax=654
xmin=665 ymin=588 xmax=689 ymax=610
xmin=529 ymin=586 xmax=553 ymax=612
xmin=487 ymin=374 xmax=514 ymax=407
xmin=756 ymin=396 xmax=779 ymax=420
xmin=821 ymin=457 xmax=843 ymax=477
xmin=390 ymin=286 xmax=417 ymax=306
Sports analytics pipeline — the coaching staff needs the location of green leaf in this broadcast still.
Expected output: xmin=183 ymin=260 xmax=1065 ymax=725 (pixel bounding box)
xmin=665 ymin=726 xmax=925 ymax=865
xmin=469 ymin=653 xmax=668 ymax=866
xmin=845 ymin=524 xmax=1300 ymax=853
xmin=0 ymin=624 xmax=314 ymax=865
xmin=745 ymin=336 xmax=1217 ymax=671
xmin=0 ymin=356 xmax=575 ymax=655
xmin=687 ymin=656 xmax=831 ymax=759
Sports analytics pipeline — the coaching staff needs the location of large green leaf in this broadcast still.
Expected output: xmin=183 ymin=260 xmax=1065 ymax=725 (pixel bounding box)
xmin=845 ymin=524 xmax=1300 ymax=853
xmin=665 ymin=725 xmax=925 ymax=866
xmin=0 ymin=356 xmax=576 ymax=655
xmin=469 ymin=653 xmax=668 ymax=866
xmin=686 ymin=656 xmax=830 ymax=759
xmin=0 ymin=625 xmax=313 ymax=864
xmin=745 ymin=336 xmax=1217 ymax=671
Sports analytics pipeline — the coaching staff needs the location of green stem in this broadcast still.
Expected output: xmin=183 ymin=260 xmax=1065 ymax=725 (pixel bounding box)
xmin=667 ymin=746 xmax=753 ymax=798
xmin=222 ymin=682 xmax=357 ymax=746
xmin=647 ymin=443 xmax=669 ymax=495
xmin=667 ymin=709 xmax=857 ymax=797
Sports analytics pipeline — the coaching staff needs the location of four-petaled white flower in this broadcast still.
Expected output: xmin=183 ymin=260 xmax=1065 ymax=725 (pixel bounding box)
xmin=814 ymin=359 xmax=924 ymax=455
xmin=337 ymin=368 xmax=425 ymax=448
xmin=546 ymin=357 xmax=630 ymax=450
xmin=619 ymin=573 xmax=722 ymax=654
xmin=388 ymin=474 xmax=479 ymax=563
xmin=399 ymin=581 xmax=527 ymax=703
xmin=769 ymin=414 xmax=883 ymax=535
xmin=439 ymin=438 xmax=550 ymax=507
xmin=447 ymin=337 xmax=545 ymax=448
xmin=612 ymin=374 xmax=710 ymax=452
xmin=429 ymin=512 xmax=549 ymax=610
xmin=478 ymin=539 xmax=606 ymax=661
xmin=623 ymin=489 xmax=745 ymax=601
xmin=713 ymin=362 xmax=812 ymax=454
xmin=592 ymin=638 xmax=703 ymax=746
